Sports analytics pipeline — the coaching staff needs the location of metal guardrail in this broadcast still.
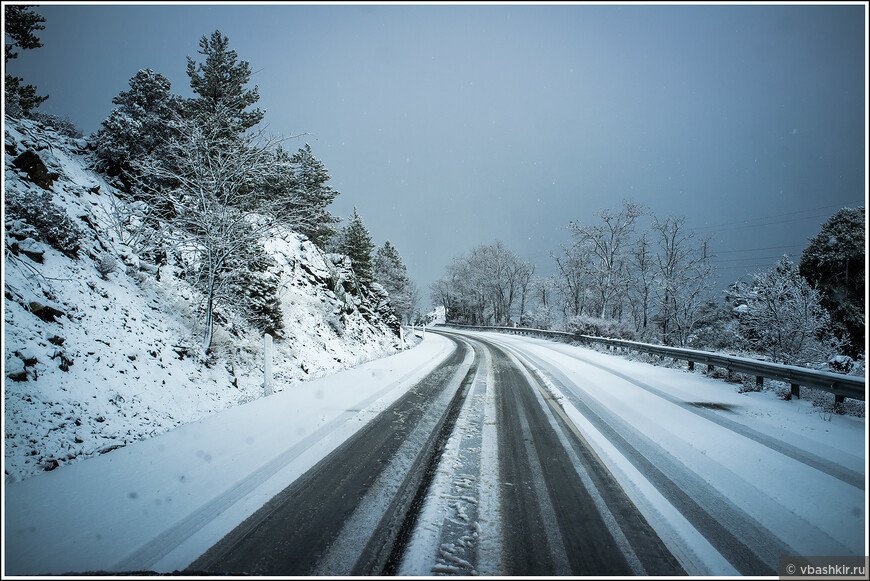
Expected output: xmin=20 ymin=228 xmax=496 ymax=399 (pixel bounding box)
xmin=438 ymin=323 xmax=866 ymax=402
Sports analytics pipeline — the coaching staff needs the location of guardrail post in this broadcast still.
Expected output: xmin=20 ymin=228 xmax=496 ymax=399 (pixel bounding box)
xmin=707 ymin=364 xmax=714 ymax=374
xmin=688 ymin=361 xmax=694 ymax=371
xmin=834 ymin=394 xmax=845 ymax=405
xmin=791 ymin=384 xmax=800 ymax=399
xmin=756 ymin=376 xmax=763 ymax=389
xmin=264 ymin=333 xmax=273 ymax=396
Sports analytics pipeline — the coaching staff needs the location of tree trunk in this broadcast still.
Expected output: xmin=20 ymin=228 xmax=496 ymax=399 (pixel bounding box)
xmin=202 ymin=270 xmax=217 ymax=354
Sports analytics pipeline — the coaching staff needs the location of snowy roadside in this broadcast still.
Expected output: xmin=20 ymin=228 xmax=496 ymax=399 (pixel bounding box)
xmin=4 ymin=333 xmax=455 ymax=576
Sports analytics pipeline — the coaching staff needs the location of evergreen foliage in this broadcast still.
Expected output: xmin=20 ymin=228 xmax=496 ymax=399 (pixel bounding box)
xmin=4 ymin=5 xmax=48 ymax=118
xmin=287 ymin=144 xmax=341 ymax=247
xmin=374 ymin=240 xmax=413 ymax=323
xmin=185 ymin=30 xmax=264 ymax=138
xmin=255 ymin=144 xmax=341 ymax=248
xmin=337 ymin=208 xmax=375 ymax=285
xmin=4 ymin=5 xmax=45 ymax=61
xmin=799 ymin=207 xmax=865 ymax=358
xmin=215 ymin=237 xmax=283 ymax=337
xmin=92 ymin=69 xmax=185 ymax=182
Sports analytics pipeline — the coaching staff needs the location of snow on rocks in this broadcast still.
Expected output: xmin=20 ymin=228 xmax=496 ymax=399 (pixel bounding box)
xmin=3 ymin=115 xmax=409 ymax=483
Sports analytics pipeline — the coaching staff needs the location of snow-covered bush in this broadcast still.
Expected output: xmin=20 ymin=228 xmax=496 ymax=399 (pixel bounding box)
xmin=30 ymin=112 xmax=83 ymax=138
xmin=520 ymin=303 xmax=555 ymax=330
xmin=5 ymin=188 xmax=82 ymax=257
xmin=560 ymin=315 xmax=637 ymax=340
xmin=96 ymin=254 xmax=118 ymax=279
xmin=735 ymin=256 xmax=840 ymax=366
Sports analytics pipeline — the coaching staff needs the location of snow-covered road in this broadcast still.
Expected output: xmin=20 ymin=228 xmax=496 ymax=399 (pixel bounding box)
xmin=4 ymin=327 xmax=865 ymax=576
xmin=412 ymin=328 xmax=865 ymax=575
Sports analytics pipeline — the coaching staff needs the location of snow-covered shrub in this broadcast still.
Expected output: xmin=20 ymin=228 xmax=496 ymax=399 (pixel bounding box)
xmin=735 ymin=256 xmax=840 ymax=366
xmin=96 ymin=254 xmax=118 ymax=279
xmin=5 ymin=188 xmax=82 ymax=257
xmin=30 ymin=112 xmax=83 ymax=138
xmin=521 ymin=303 xmax=555 ymax=330
xmin=561 ymin=315 xmax=637 ymax=340
xmin=826 ymin=355 xmax=855 ymax=374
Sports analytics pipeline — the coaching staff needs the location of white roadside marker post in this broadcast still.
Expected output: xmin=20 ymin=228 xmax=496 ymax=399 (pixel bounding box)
xmin=264 ymin=333 xmax=273 ymax=396
xmin=422 ymin=324 xmax=426 ymax=339
xmin=399 ymin=326 xmax=405 ymax=349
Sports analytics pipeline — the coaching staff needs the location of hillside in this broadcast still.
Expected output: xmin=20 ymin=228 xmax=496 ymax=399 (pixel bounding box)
xmin=3 ymin=115 xmax=408 ymax=483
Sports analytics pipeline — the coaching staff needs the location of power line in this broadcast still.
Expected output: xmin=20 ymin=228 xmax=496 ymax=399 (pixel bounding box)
xmin=712 ymin=255 xmax=793 ymax=264
xmin=701 ymin=212 xmax=856 ymax=234
xmin=696 ymin=200 xmax=863 ymax=232
xmin=713 ymin=243 xmax=805 ymax=255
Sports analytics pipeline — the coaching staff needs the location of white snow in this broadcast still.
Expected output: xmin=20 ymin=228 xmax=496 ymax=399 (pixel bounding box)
xmin=3 ymin=332 xmax=455 ymax=575
xmin=398 ymin=336 xmax=501 ymax=576
xmin=450 ymin=329 xmax=866 ymax=575
xmin=4 ymin=115 xmax=410 ymax=484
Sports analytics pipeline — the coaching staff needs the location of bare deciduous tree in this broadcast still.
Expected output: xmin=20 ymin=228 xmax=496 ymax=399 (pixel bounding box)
xmin=650 ymin=215 xmax=715 ymax=346
xmin=567 ymin=200 xmax=643 ymax=319
xmin=627 ymin=233 xmax=654 ymax=334
xmin=132 ymin=113 xmax=301 ymax=352
xmin=432 ymin=241 xmax=535 ymax=326
xmin=551 ymin=240 xmax=592 ymax=319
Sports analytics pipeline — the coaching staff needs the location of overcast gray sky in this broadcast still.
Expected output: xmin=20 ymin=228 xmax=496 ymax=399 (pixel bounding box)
xmin=6 ymin=2 xmax=866 ymax=309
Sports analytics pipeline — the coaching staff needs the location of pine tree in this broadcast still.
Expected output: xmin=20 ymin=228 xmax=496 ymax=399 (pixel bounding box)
xmin=338 ymin=208 xmax=375 ymax=285
xmin=219 ymin=237 xmax=283 ymax=337
xmin=289 ymin=144 xmax=341 ymax=248
xmin=256 ymin=144 xmax=341 ymax=248
xmin=185 ymin=30 xmax=264 ymax=138
xmin=374 ymin=240 xmax=413 ymax=321
xmin=93 ymin=69 xmax=185 ymax=179
xmin=799 ymin=207 xmax=865 ymax=357
xmin=4 ymin=5 xmax=48 ymax=118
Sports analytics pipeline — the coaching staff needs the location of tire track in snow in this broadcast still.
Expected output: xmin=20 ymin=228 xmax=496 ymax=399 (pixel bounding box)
xmin=113 ymin=336 xmax=457 ymax=572
xmin=184 ymin=338 xmax=473 ymax=575
xmin=396 ymin=336 xmax=504 ymax=576
xmin=483 ymin=337 xmax=677 ymax=575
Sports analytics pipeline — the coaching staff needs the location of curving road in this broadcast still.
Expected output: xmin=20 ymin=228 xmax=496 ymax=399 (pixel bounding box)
xmin=185 ymin=327 xmax=865 ymax=576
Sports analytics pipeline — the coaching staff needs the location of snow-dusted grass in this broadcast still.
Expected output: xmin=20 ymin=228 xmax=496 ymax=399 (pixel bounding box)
xmin=4 ymin=116 xmax=405 ymax=484
xmin=3 ymin=332 xmax=455 ymax=575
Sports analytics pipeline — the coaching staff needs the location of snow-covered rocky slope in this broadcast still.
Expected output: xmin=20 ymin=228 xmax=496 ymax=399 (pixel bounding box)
xmin=3 ymin=116 xmax=406 ymax=483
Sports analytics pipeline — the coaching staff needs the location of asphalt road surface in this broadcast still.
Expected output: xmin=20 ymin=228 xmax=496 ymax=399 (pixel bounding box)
xmin=186 ymin=328 xmax=862 ymax=575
